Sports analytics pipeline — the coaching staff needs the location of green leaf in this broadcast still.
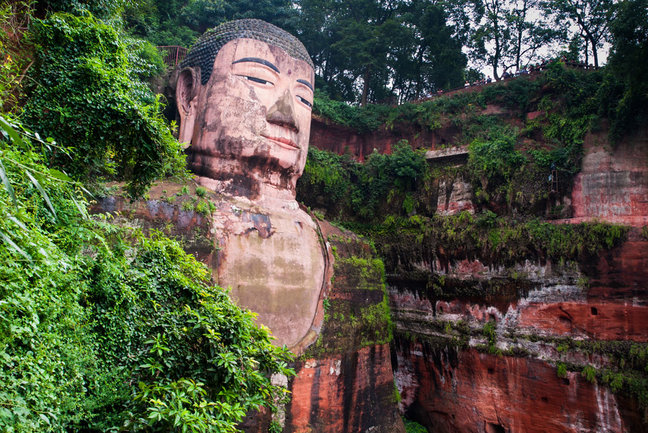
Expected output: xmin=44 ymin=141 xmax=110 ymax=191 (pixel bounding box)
xmin=0 ymin=230 xmax=32 ymax=263
xmin=25 ymin=170 xmax=57 ymax=220
xmin=71 ymin=196 xmax=88 ymax=220
xmin=48 ymin=169 xmax=73 ymax=182
xmin=0 ymin=159 xmax=16 ymax=207
xmin=0 ymin=116 xmax=29 ymax=151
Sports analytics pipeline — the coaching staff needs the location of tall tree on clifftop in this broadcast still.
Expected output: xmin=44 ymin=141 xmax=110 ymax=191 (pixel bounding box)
xmin=296 ymin=0 xmax=466 ymax=104
xmin=541 ymin=0 xmax=615 ymax=67
xmin=470 ymin=0 xmax=559 ymax=79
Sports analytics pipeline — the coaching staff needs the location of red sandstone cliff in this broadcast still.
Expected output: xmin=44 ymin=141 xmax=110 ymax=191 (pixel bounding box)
xmin=390 ymin=227 xmax=648 ymax=432
xmin=93 ymin=186 xmax=405 ymax=433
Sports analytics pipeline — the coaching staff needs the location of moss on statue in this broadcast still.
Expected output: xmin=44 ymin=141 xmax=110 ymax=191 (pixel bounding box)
xmin=304 ymin=228 xmax=393 ymax=358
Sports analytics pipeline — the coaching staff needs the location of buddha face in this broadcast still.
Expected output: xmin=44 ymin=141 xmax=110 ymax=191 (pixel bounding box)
xmin=177 ymin=38 xmax=315 ymax=196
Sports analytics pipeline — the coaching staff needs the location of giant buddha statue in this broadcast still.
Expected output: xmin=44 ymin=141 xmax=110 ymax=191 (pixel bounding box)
xmin=173 ymin=19 xmax=326 ymax=351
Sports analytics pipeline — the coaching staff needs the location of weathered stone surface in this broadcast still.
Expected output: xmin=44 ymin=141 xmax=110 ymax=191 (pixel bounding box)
xmin=94 ymin=181 xmax=327 ymax=350
xmin=389 ymin=230 xmax=648 ymax=432
xmin=176 ymin=24 xmax=315 ymax=200
xmin=394 ymin=342 xmax=642 ymax=433
xmin=436 ymin=176 xmax=474 ymax=216
xmin=281 ymin=222 xmax=405 ymax=433
xmin=309 ymin=116 xmax=460 ymax=161
xmin=287 ymin=344 xmax=403 ymax=433
xmin=569 ymin=127 xmax=648 ymax=226
xmin=94 ymin=189 xmax=404 ymax=432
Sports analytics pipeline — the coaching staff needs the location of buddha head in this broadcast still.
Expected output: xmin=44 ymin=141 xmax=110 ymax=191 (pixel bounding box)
xmin=175 ymin=19 xmax=315 ymax=200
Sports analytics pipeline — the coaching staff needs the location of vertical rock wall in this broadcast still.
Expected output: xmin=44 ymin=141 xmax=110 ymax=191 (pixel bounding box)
xmin=570 ymin=127 xmax=648 ymax=226
xmin=390 ymin=229 xmax=648 ymax=433
xmin=285 ymin=222 xmax=405 ymax=433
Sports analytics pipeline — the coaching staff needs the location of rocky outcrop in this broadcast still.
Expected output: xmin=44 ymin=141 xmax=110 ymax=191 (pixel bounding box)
xmin=394 ymin=343 xmax=642 ymax=433
xmin=287 ymin=344 xmax=400 ymax=433
xmin=309 ymin=115 xmax=460 ymax=161
xmin=389 ymin=229 xmax=648 ymax=433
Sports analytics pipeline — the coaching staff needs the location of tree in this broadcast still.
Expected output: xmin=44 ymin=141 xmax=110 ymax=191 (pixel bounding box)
xmin=471 ymin=0 xmax=559 ymax=80
xmin=471 ymin=0 xmax=512 ymax=80
xmin=508 ymin=0 xmax=560 ymax=71
xmin=389 ymin=0 xmax=466 ymax=100
xmin=600 ymin=0 xmax=648 ymax=137
xmin=296 ymin=0 xmax=466 ymax=104
xmin=22 ymin=13 xmax=185 ymax=197
xmin=542 ymin=0 xmax=615 ymax=67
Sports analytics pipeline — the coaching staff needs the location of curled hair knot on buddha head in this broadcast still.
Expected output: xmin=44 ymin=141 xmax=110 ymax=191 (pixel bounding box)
xmin=180 ymin=18 xmax=314 ymax=86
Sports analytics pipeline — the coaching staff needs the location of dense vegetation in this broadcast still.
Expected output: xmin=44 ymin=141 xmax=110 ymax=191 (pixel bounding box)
xmin=22 ymin=13 xmax=184 ymax=197
xmin=0 ymin=117 xmax=293 ymax=432
xmin=28 ymin=0 xmax=646 ymax=105
xmin=1 ymin=0 xmax=646 ymax=431
xmin=298 ymin=63 xmax=631 ymax=272
xmin=1 ymin=3 xmax=295 ymax=432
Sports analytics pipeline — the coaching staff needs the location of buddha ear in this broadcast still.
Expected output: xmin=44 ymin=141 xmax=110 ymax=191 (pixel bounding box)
xmin=176 ymin=67 xmax=200 ymax=147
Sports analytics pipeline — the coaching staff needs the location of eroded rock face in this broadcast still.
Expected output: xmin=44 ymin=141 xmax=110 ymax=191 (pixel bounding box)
xmin=93 ymin=186 xmax=405 ymax=433
xmin=569 ymin=127 xmax=648 ymax=226
xmin=309 ymin=116 xmax=460 ymax=161
xmin=287 ymin=345 xmax=401 ymax=433
xmin=436 ymin=175 xmax=474 ymax=216
xmin=395 ymin=343 xmax=639 ymax=433
xmin=283 ymin=222 xmax=405 ymax=433
xmin=389 ymin=230 xmax=648 ymax=433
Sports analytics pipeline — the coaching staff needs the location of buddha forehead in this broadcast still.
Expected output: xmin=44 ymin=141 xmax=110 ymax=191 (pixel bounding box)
xmin=181 ymin=18 xmax=314 ymax=86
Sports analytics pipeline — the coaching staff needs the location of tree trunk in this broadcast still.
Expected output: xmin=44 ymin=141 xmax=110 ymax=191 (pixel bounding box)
xmin=361 ymin=70 xmax=370 ymax=107
xmin=589 ymin=36 xmax=599 ymax=67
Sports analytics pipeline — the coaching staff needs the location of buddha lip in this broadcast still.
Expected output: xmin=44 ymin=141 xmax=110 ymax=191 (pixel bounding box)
xmin=262 ymin=134 xmax=299 ymax=150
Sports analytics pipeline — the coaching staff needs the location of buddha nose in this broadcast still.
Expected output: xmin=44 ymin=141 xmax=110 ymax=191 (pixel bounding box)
xmin=266 ymin=89 xmax=299 ymax=132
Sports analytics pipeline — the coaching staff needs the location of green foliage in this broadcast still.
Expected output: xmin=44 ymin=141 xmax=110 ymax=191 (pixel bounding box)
xmin=305 ymin=234 xmax=392 ymax=357
xmin=22 ymin=13 xmax=186 ymax=198
xmin=600 ymin=0 xmax=648 ymax=140
xmin=299 ymin=0 xmax=466 ymax=104
xmin=123 ymin=0 xmax=298 ymax=47
xmin=468 ymin=127 xmax=526 ymax=206
xmin=582 ymin=365 xmax=597 ymax=383
xmin=0 ymin=1 xmax=34 ymax=113
xmin=403 ymin=417 xmax=428 ymax=433
xmin=298 ymin=142 xmax=425 ymax=222
xmin=269 ymin=420 xmax=283 ymax=433
xmin=371 ymin=212 xmax=627 ymax=272
xmin=483 ymin=321 xmax=497 ymax=346
xmin=125 ymin=36 xmax=167 ymax=81
xmin=557 ymin=362 xmax=568 ymax=378
xmin=0 ymin=117 xmax=293 ymax=432
xmin=37 ymin=0 xmax=130 ymax=19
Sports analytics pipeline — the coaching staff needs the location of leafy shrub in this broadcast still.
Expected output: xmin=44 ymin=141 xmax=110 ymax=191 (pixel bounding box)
xmin=36 ymin=0 xmax=128 ymax=18
xmin=370 ymin=212 xmax=627 ymax=273
xmin=22 ymin=13 xmax=186 ymax=198
xmin=557 ymin=363 xmax=568 ymax=378
xmin=0 ymin=117 xmax=292 ymax=432
xmin=467 ymin=127 xmax=526 ymax=207
xmin=298 ymin=142 xmax=425 ymax=222
xmin=403 ymin=417 xmax=428 ymax=433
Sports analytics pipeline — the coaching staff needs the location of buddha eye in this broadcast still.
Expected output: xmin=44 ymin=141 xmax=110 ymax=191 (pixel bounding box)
xmin=242 ymin=75 xmax=273 ymax=86
xmin=297 ymin=96 xmax=312 ymax=108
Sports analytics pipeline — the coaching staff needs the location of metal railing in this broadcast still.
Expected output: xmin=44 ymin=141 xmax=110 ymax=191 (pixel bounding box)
xmin=157 ymin=46 xmax=188 ymax=68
